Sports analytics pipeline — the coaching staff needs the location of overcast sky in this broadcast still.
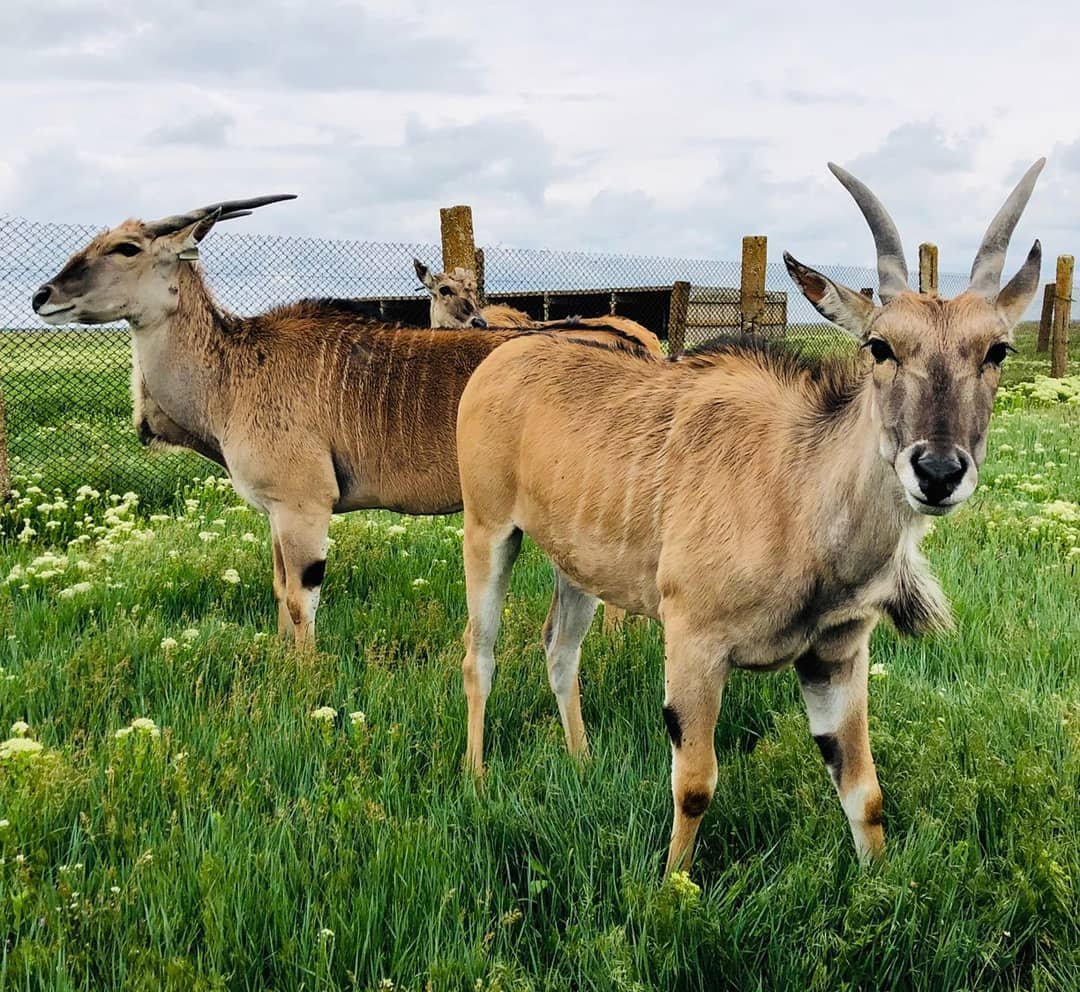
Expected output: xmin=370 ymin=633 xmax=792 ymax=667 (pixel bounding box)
xmin=1 ymin=0 xmax=1078 ymax=280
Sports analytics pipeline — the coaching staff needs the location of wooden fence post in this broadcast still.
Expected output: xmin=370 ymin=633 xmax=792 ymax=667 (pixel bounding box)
xmin=1036 ymin=282 xmax=1055 ymax=354
xmin=440 ymin=205 xmax=477 ymax=275
xmin=918 ymin=243 xmax=938 ymax=295
xmin=1050 ymin=255 xmax=1073 ymax=378
xmin=740 ymin=236 xmax=767 ymax=333
xmin=474 ymin=247 xmax=486 ymax=305
xmin=667 ymin=280 xmax=690 ymax=357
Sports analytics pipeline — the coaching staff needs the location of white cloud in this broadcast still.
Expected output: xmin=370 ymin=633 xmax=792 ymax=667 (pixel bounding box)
xmin=0 ymin=0 xmax=1076 ymax=299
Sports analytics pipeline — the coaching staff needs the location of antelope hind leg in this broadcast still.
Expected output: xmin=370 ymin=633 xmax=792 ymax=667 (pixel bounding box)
xmin=601 ymin=603 xmax=626 ymax=633
xmin=461 ymin=522 xmax=522 ymax=776
xmin=542 ymin=567 xmax=599 ymax=758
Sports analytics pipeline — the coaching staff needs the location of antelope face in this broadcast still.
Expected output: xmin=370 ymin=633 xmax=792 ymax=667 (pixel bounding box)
xmin=786 ymin=158 xmax=1044 ymax=516
xmin=33 ymin=194 xmax=297 ymax=328
xmin=32 ymin=222 xmax=179 ymax=326
xmin=859 ymin=292 xmax=1020 ymax=514
xmin=414 ymin=259 xmax=487 ymax=328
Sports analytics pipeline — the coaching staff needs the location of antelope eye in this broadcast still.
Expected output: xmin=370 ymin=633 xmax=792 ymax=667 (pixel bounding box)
xmin=984 ymin=342 xmax=1012 ymax=366
xmin=109 ymin=242 xmax=142 ymax=257
xmin=866 ymin=338 xmax=896 ymax=364
xmin=438 ymin=286 xmax=453 ymax=297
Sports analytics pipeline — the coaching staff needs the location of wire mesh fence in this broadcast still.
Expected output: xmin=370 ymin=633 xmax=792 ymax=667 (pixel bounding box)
xmin=0 ymin=213 xmax=972 ymax=502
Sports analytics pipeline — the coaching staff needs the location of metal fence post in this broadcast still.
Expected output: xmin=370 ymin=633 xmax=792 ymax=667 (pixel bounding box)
xmin=740 ymin=236 xmax=767 ymax=333
xmin=918 ymin=243 xmax=938 ymax=295
xmin=667 ymin=280 xmax=690 ymax=357
xmin=474 ymin=247 xmax=486 ymax=305
xmin=1050 ymin=255 xmax=1073 ymax=378
xmin=1036 ymin=282 xmax=1055 ymax=354
xmin=0 ymin=374 xmax=8 ymax=500
xmin=440 ymin=205 xmax=476 ymax=275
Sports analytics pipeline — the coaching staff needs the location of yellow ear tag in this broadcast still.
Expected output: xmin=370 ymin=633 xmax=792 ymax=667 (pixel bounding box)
xmin=177 ymin=247 xmax=200 ymax=262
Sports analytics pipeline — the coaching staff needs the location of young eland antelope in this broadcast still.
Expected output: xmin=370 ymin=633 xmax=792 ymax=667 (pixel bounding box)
xmin=454 ymin=159 xmax=1045 ymax=874
xmin=31 ymin=196 xmax=647 ymax=650
xmin=414 ymin=259 xmax=664 ymax=357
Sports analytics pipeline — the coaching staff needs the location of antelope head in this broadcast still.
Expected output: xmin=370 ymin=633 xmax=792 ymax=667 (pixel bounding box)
xmin=414 ymin=259 xmax=487 ymax=328
xmin=32 ymin=194 xmax=297 ymax=327
xmin=785 ymin=159 xmax=1044 ymax=516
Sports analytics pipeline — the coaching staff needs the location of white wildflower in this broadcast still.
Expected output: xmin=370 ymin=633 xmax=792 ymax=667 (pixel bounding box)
xmin=0 ymin=737 xmax=44 ymax=759
xmin=161 ymin=637 xmax=179 ymax=652
xmin=310 ymin=706 xmax=337 ymax=722
xmin=349 ymin=711 xmax=366 ymax=727
xmin=9 ymin=721 xmax=30 ymax=737
xmin=221 ymin=568 xmax=241 ymax=585
xmin=869 ymin=662 xmax=887 ymax=678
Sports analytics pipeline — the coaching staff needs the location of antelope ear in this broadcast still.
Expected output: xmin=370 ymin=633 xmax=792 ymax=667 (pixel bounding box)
xmin=414 ymin=258 xmax=436 ymax=291
xmin=784 ymin=251 xmax=877 ymax=340
xmin=164 ymin=210 xmax=221 ymax=261
xmin=995 ymin=240 xmax=1041 ymax=333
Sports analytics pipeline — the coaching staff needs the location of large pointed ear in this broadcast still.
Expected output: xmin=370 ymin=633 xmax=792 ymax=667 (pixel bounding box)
xmin=784 ymin=251 xmax=877 ymax=340
xmin=158 ymin=210 xmax=222 ymax=261
xmin=995 ymin=240 xmax=1041 ymax=333
xmin=414 ymin=258 xmax=436 ymax=291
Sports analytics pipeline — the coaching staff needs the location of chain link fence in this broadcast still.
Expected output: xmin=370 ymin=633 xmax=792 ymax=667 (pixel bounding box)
xmin=0 ymin=213 xmax=971 ymax=502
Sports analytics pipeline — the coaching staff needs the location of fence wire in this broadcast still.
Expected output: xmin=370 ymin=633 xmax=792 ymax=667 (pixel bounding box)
xmin=0 ymin=214 xmax=970 ymax=501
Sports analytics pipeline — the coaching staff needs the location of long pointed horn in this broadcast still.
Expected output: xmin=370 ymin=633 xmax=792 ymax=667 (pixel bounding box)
xmin=145 ymin=193 xmax=297 ymax=237
xmin=828 ymin=162 xmax=909 ymax=303
xmin=967 ymin=158 xmax=1046 ymax=301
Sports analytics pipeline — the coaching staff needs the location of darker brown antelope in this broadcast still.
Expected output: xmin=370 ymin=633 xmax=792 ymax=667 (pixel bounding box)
xmin=454 ymin=158 xmax=1045 ymax=874
xmin=31 ymin=196 xmax=648 ymax=649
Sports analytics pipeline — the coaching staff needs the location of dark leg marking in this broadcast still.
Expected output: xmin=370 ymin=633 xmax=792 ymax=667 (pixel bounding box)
xmin=137 ymin=418 xmax=155 ymax=446
xmin=681 ymin=790 xmax=711 ymax=818
xmin=662 ymin=705 xmax=683 ymax=748
xmin=795 ymin=650 xmax=831 ymax=686
xmin=301 ymin=559 xmax=327 ymax=589
xmin=813 ymin=734 xmax=842 ymax=780
xmin=864 ymin=794 xmax=884 ymax=827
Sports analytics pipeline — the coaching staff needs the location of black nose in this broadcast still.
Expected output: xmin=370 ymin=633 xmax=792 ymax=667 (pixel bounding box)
xmin=911 ymin=446 xmax=968 ymax=504
xmin=32 ymin=286 xmax=52 ymax=312
xmin=469 ymin=314 xmax=488 ymax=329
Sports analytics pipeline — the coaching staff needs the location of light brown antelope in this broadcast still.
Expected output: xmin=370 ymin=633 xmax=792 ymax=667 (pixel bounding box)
xmin=454 ymin=159 xmax=1045 ymax=874
xmin=31 ymin=197 xmax=648 ymax=649
xmin=415 ymin=258 xmax=663 ymax=633
xmin=413 ymin=259 xmax=665 ymax=357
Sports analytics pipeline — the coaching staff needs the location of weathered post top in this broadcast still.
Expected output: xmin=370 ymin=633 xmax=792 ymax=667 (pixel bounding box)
xmin=440 ymin=205 xmax=477 ymax=277
xmin=918 ymin=243 xmax=938 ymax=295
xmin=740 ymin=236 xmax=767 ymax=334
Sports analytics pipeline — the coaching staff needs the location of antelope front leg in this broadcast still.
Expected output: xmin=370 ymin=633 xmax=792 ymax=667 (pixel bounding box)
xmin=461 ymin=522 xmax=522 ymax=776
xmin=542 ymin=568 xmax=599 ymax=758
xmin=269 ymin=504 xmax=332 ymax=652
xmin=795 ymin=634 xmax=884 ymax=863
xmin=661 ymin=621 xmax=730 ymax=875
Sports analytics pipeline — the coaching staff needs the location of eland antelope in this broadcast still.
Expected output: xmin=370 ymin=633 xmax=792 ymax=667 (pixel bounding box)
xmin=32 ymin=197 xmax=649 ymax=649
xmin=453 ymin=159 xmax=1045 ymax=874
xmin=413 ymin=259 xmax=664 ymax=357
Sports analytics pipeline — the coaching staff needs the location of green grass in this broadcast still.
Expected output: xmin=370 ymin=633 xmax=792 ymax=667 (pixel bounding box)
xmin=0 ymin=329 xmax=215 ymax=503
xmin=0 ymin=358 xmax=1078 ymax=989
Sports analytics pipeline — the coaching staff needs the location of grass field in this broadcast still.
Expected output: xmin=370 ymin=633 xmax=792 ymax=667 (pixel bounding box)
xmin=0 ymin=329 xmax=1078 ymax=990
